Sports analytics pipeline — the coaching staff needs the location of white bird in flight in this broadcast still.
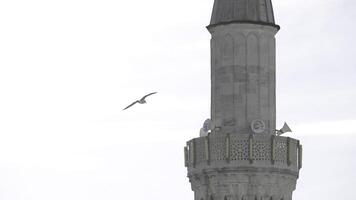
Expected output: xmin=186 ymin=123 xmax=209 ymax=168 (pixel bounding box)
xmin=123 ymin=92 xmax=157 ymax=110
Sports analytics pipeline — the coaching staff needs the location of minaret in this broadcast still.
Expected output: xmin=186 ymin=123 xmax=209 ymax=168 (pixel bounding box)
xmin=184 ymin=1 xmax=302 ymax=200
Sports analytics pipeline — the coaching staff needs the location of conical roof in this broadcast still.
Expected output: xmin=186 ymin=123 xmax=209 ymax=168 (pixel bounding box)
xmin=208 ymin=0 xmax=279 ymax=29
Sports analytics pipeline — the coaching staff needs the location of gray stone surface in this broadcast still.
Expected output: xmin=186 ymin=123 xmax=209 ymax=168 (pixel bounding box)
xmin=209 ymin=23 xmax=278 ymax=135
xmin=185 ymin=134 xmax=301 ymax=200
xmin=185 ymin=0 xmax=301 ymax=200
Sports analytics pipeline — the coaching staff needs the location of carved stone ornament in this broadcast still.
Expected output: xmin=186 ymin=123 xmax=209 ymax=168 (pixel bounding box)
xmin=250 ymin=119 xmax=265 ymax=133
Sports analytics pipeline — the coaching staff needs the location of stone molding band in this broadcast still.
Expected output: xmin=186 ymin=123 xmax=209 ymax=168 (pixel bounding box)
xmin=207 ymin=20 xmax=280 ymax=30
xmin=188 ymin=165 xmax=300 ymax=178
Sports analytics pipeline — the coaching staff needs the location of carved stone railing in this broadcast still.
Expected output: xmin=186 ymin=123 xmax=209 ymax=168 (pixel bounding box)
xmin=185 ymin=133 xmax=302 ymax=176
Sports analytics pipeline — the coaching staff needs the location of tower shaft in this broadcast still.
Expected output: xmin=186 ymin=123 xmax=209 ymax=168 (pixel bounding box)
xmin=210 ymin=24 xmax=277 ymax=134
xmin=184 ymin=1 xmax=302 ymax=200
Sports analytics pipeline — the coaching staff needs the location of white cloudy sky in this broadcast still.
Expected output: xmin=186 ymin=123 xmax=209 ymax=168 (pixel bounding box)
xmin=0 ymin=0 xmax=355 ymax=199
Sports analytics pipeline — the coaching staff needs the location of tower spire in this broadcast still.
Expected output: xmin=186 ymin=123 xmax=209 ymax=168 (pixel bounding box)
xmin=209 ymin=0 xmax=279 ymax=29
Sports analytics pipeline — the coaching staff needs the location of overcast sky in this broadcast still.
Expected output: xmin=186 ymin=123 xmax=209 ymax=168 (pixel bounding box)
xmin=0 ymin=0 xmax=355 ymax=199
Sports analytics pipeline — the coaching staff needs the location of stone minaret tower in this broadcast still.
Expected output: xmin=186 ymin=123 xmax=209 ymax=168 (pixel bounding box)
xmin=184 ymin=1 xmax=302 ymax=200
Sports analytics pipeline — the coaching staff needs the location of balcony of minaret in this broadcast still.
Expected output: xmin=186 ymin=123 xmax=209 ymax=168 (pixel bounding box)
xmin=184 ymin=133 xmax=302 ymax=176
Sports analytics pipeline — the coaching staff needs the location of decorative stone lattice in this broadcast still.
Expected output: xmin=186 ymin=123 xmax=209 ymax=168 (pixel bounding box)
xmin=230 ymin=139 xmax=249 ymax=161
xmin=252 ymin=140 xmax=271 ymax=161
xmin=195 ymin=139 xmax=206 ymax=164
xmin=210 ymin=136 xmax=226 ymax=161
xmin=274 ymin=138 xmax=287 ymax=163
xmin=185 ymin=134 xmax=300 ymax=171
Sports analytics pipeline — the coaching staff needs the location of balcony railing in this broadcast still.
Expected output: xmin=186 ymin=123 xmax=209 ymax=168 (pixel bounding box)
xmin=185 ymin=133 xmax=302 ymax=173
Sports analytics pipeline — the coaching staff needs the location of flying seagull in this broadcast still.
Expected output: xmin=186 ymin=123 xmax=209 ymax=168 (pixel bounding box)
xmin=123 ymin=92 xmax=157 ymax=110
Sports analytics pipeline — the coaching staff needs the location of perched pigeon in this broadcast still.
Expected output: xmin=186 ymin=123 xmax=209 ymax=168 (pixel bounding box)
xmin=123 ymin=92 xmax=157 ymax=110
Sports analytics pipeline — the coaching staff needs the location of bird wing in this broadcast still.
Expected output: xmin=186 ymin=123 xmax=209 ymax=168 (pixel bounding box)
xmin=123 ymin=101 xmax=139 ymax=110
xmin=140 ymin=92 xmax=157 ymax=101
